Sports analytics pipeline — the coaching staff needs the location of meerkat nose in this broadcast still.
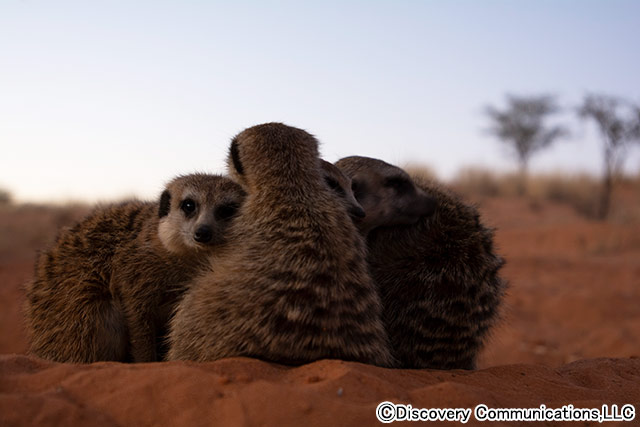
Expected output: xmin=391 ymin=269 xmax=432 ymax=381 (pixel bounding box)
xmin=194 ymin=225 xmax=213 ymax=243
xmin=350 ymin=205 xmax=366 ymax=219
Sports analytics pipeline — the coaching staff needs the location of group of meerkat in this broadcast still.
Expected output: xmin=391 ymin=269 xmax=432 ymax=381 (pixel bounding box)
xmin=25 ymin=122 xmax=506 ymax=369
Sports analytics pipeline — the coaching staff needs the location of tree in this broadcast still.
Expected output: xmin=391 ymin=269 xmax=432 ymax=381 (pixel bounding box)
xmin=485 ymin=95 xmax=568 ymax=194
xmin=577 ymin=94 xmax=640 ymax=220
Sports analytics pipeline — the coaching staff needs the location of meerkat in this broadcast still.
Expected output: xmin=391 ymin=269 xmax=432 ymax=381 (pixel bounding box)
xmin=335 ymin=156 xmax=436 ymax=235
xmin=168 ymin=123 xmax=395 ymax=367
xmin=335 ymin=156 xmax=506 ymax=370
xmin=25 ymin=174 xmax=245 ymax=363
xmin=230 ymin=154 xmax=365 ymax=219
xmin=320 ymin=159 xmax=366 ymax=221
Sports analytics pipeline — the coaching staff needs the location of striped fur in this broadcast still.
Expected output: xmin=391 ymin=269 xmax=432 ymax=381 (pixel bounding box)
xmin=168 ymin=123 xmax=395 ymax=367
xmin=336 ymin=157 xmax=506 ymax=370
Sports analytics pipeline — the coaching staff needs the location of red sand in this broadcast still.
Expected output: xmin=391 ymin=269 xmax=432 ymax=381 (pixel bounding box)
xmin=1 ymin=197 xmax=639 ymax=426
xmin=1 ymin=355 xmax=639 ymax=426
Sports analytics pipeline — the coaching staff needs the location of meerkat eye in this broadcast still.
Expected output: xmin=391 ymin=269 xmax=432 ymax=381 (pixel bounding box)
xmin=324 ymin=176 xmax=345 ymax=196
xmin=180 ymin=198 xmax=197 ymax=215
xmin=216 ymin=203 xmax=239 ymax=220
xmin=384 ymin=176 xmax=411 ymax=192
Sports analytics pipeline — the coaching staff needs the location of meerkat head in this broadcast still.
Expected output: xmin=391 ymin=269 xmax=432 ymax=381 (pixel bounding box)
xmin=226 ymin=122 xmax=322 ymax=192
xmin=320 ymin=159 xmax=366 ymax=221
xmin=335 ymin=156 xmax=436 ymax=235
xmin=157 ymin=174 xmax=246 ymax=255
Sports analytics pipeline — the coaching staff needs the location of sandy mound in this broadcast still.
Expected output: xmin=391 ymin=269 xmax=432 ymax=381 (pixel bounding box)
xmin=2 ymin=355 xmax=639 ymax=426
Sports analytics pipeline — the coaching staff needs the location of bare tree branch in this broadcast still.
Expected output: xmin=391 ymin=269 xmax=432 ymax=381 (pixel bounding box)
xmin=577 ymin=93 xmax=640 ymax=219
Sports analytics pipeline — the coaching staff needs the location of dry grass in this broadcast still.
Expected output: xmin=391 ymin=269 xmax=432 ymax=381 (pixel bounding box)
xmin=449 ymin=167 xmax=519 ymax=197
xmin=448 ymin=169 xmax=603 ymax=218
xmin=0 ymin=203 xmax=91 ymax=265
xmin=405 ymin=166 xmax=640 ymax=221
xmin=526 ymin=173 xmax=602 ymax=218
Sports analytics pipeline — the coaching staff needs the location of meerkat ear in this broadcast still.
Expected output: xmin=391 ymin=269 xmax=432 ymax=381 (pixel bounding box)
xmin=158 ymin=190 xmax=171 ymax=218
xmin=229 ymin=138 xmax=244 ymax=176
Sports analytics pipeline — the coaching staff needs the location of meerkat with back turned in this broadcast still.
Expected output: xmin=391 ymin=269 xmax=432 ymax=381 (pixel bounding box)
xmin=25 ymin=174 xmax=245 ymax=363
xmin=336 ymin=156 xmax=506 ymax=369
xmin=168 ymin=123 xmax=394 ymax=367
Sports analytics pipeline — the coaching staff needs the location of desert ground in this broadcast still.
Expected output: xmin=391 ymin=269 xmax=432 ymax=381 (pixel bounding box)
xmin=1 ymin=177 xmax=639 ymax=426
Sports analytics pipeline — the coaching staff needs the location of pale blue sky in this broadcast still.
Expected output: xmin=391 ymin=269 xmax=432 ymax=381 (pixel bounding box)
xmin=1 ymin=1 xmax=639 ymax=202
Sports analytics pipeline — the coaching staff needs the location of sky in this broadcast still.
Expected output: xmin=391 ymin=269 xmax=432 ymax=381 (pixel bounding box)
xmin=1 ymin=0 xmax=639 ymax=203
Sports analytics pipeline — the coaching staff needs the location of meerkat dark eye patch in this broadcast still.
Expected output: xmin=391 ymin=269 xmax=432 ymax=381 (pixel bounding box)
xmin=180 ymin=198 xmax=197 ymax=216
xmin=384 ymin=176 xmax=412 ymax=192
xmin=215 ymin=202 xmax=239 ymax=220
xmin=324 ymin=176 xmax=345 ymax=196
xmin=351 ymin=179 xmax=367 ymax=201
xmin=158 ymin=190 xmax=171 ymax=218
xmin=230 ymin=139 xmax=244 ymax=176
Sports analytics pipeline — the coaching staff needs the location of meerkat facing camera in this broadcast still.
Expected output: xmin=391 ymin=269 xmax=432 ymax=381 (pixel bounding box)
xmin=25 ymin=174 xmax=245 ymax=363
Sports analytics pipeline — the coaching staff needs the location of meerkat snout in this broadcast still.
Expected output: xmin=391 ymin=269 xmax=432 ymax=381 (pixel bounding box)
xmin=391 ymin=181 xmax=437 ymax=221
xmin=193 ymin=225 xmax=213 ymax=243
xmin=189 ymin=200 xmax=241 ymax=245
xmin=158 ymin=175 xmax=245 ymax=254
xmin=325 ymin=173 xmax=366 ymax=219
xmin=350 ymin=204 xmax=366 ymax=219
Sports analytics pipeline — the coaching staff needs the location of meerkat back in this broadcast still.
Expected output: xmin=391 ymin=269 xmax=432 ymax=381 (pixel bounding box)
xmin=25 ymin=201 xmax=152 ymax=362
xmin=168 ymin=123 xmax=394 ymax=367
xmin=336 ymin=156 xmax=506 ymax=369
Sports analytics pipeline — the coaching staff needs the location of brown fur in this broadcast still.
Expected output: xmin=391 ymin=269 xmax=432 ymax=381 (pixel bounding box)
xmin=335 ymin=156 xmax=436 ymax=235
xmin=336 ymin=157 xmax=506 ymax=369
xmin=231 ymin=157 xmax=365 ymax=220
xmin=25 ymin=174 xmax=245 ymax=363
xmin=319 ymin=159 xmax=366 ymax=221
xmin=168 ymin=123 xmax=394 ymax=367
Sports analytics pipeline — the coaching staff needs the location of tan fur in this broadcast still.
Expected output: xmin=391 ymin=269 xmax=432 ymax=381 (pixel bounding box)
xmin=232 ymin=157 xmax=365 ymax=220
xmin=168 ymin=123 xmax=394 ymax=367
xmin=24 ymin=174 xmax=245 ymax=363
xmin=336 ymin=156 xmax=506 ymax=369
